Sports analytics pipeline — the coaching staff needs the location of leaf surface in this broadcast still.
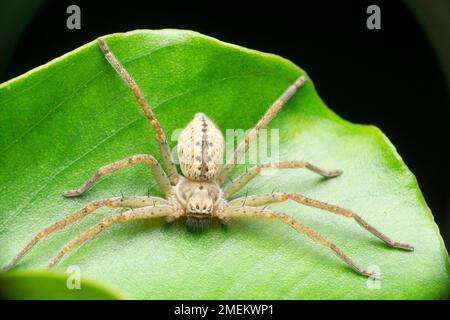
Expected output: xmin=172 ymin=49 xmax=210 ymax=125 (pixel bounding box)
xmin=0 ymin=30 xmax=448 ymax=299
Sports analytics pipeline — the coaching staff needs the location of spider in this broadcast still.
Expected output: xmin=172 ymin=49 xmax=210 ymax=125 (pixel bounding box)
xmin=2 ymin=37 xmax=414 ymax=277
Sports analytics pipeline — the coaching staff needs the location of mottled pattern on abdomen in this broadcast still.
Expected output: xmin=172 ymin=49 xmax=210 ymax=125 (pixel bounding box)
xmin=178 ymin=113 xmax=224 ymax=180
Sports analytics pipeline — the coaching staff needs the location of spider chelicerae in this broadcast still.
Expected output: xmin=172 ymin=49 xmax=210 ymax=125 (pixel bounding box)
xmin=2 ymin=37 xmax=413 ymax=277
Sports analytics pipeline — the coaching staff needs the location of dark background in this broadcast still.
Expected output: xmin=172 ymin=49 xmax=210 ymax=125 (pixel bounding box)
xmin=1 ymin=0 xmax=449 ymax=246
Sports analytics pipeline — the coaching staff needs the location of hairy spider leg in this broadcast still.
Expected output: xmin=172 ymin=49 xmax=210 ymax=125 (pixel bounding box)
xmin=47 ymin=205 xmax=176 ymax=268
xmin=63 ymin=154 xmax=171 ymax=197
xmin=98 ymin=37 xmax=179 ymax=184
xmin=223 ymin=160 xmax=342 ymax=198
xmin=225 ymin=206 xmax=380 ymax=278
xmin=2 ymin=196 xmax=168 ymax=271
xmin=228 ymin=192 xmax=414 ymax=251
xmin=218 ymin=76 xmax=307 ymax=184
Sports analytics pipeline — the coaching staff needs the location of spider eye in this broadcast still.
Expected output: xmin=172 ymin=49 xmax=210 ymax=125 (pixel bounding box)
xmin=196 ymin=205 xmax=200 ymax=210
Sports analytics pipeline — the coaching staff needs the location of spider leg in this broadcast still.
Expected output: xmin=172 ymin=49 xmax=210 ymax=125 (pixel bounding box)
xmin=1 ymin=196 xmax=168 ymax=271
xmin=63 ymin=154 xmax=171 ymax=197
xmin=47 ymin=205 xmax=177 ymax=268
xmin=217 ymin=76 xmax=307 ymax=184
xmin=224 ymin=205 xmax=379 ymax=278
xmin=98 ymin=37 xmax=179 ymax=184
xmin=229 ymin=192 xmax=413 ymax=251
xmin=223 ymin=160 xmax=341 ymax=197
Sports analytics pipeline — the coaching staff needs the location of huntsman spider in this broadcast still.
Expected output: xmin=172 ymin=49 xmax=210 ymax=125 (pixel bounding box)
xmin=2 ymin=37 xmax=413 ymax=277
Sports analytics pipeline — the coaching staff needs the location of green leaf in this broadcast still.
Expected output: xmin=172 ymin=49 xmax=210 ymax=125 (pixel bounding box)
xmin=0 ymin=270 xmax=125 ymax=299
xmin=0 ymin=29 xmax=449 ymax=299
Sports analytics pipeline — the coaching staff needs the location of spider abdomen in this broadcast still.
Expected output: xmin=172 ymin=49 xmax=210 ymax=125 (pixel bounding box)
xmin=177 ymin=113 xmax=224 ymax=181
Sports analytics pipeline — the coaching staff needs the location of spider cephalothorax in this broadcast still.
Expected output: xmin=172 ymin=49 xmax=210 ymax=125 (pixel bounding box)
xmin=1 ymin=37 xmax=413 ymax=278
xmin=174 ymin=176 xmax=222 ymax=229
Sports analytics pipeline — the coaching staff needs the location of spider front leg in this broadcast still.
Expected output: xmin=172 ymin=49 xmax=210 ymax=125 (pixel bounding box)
xmin=48 ymin=204 xmax=178 ymax=268
xmin=218 ymin=76 xmax=307 ymax=184
xmin=223 ymin=161 xmax=342 ymax=198
xmin=1 ymin=196 xmax=168 ymax=271
xmin=229 ymin=192 xmax=413 ymax=251
xmin=63 ymin=154 xmax=171 ymax=197
xmin=223 ymin=206 xmax=379 ymax=278
xmin=98 ymin=38 xmax=179 ymax=184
